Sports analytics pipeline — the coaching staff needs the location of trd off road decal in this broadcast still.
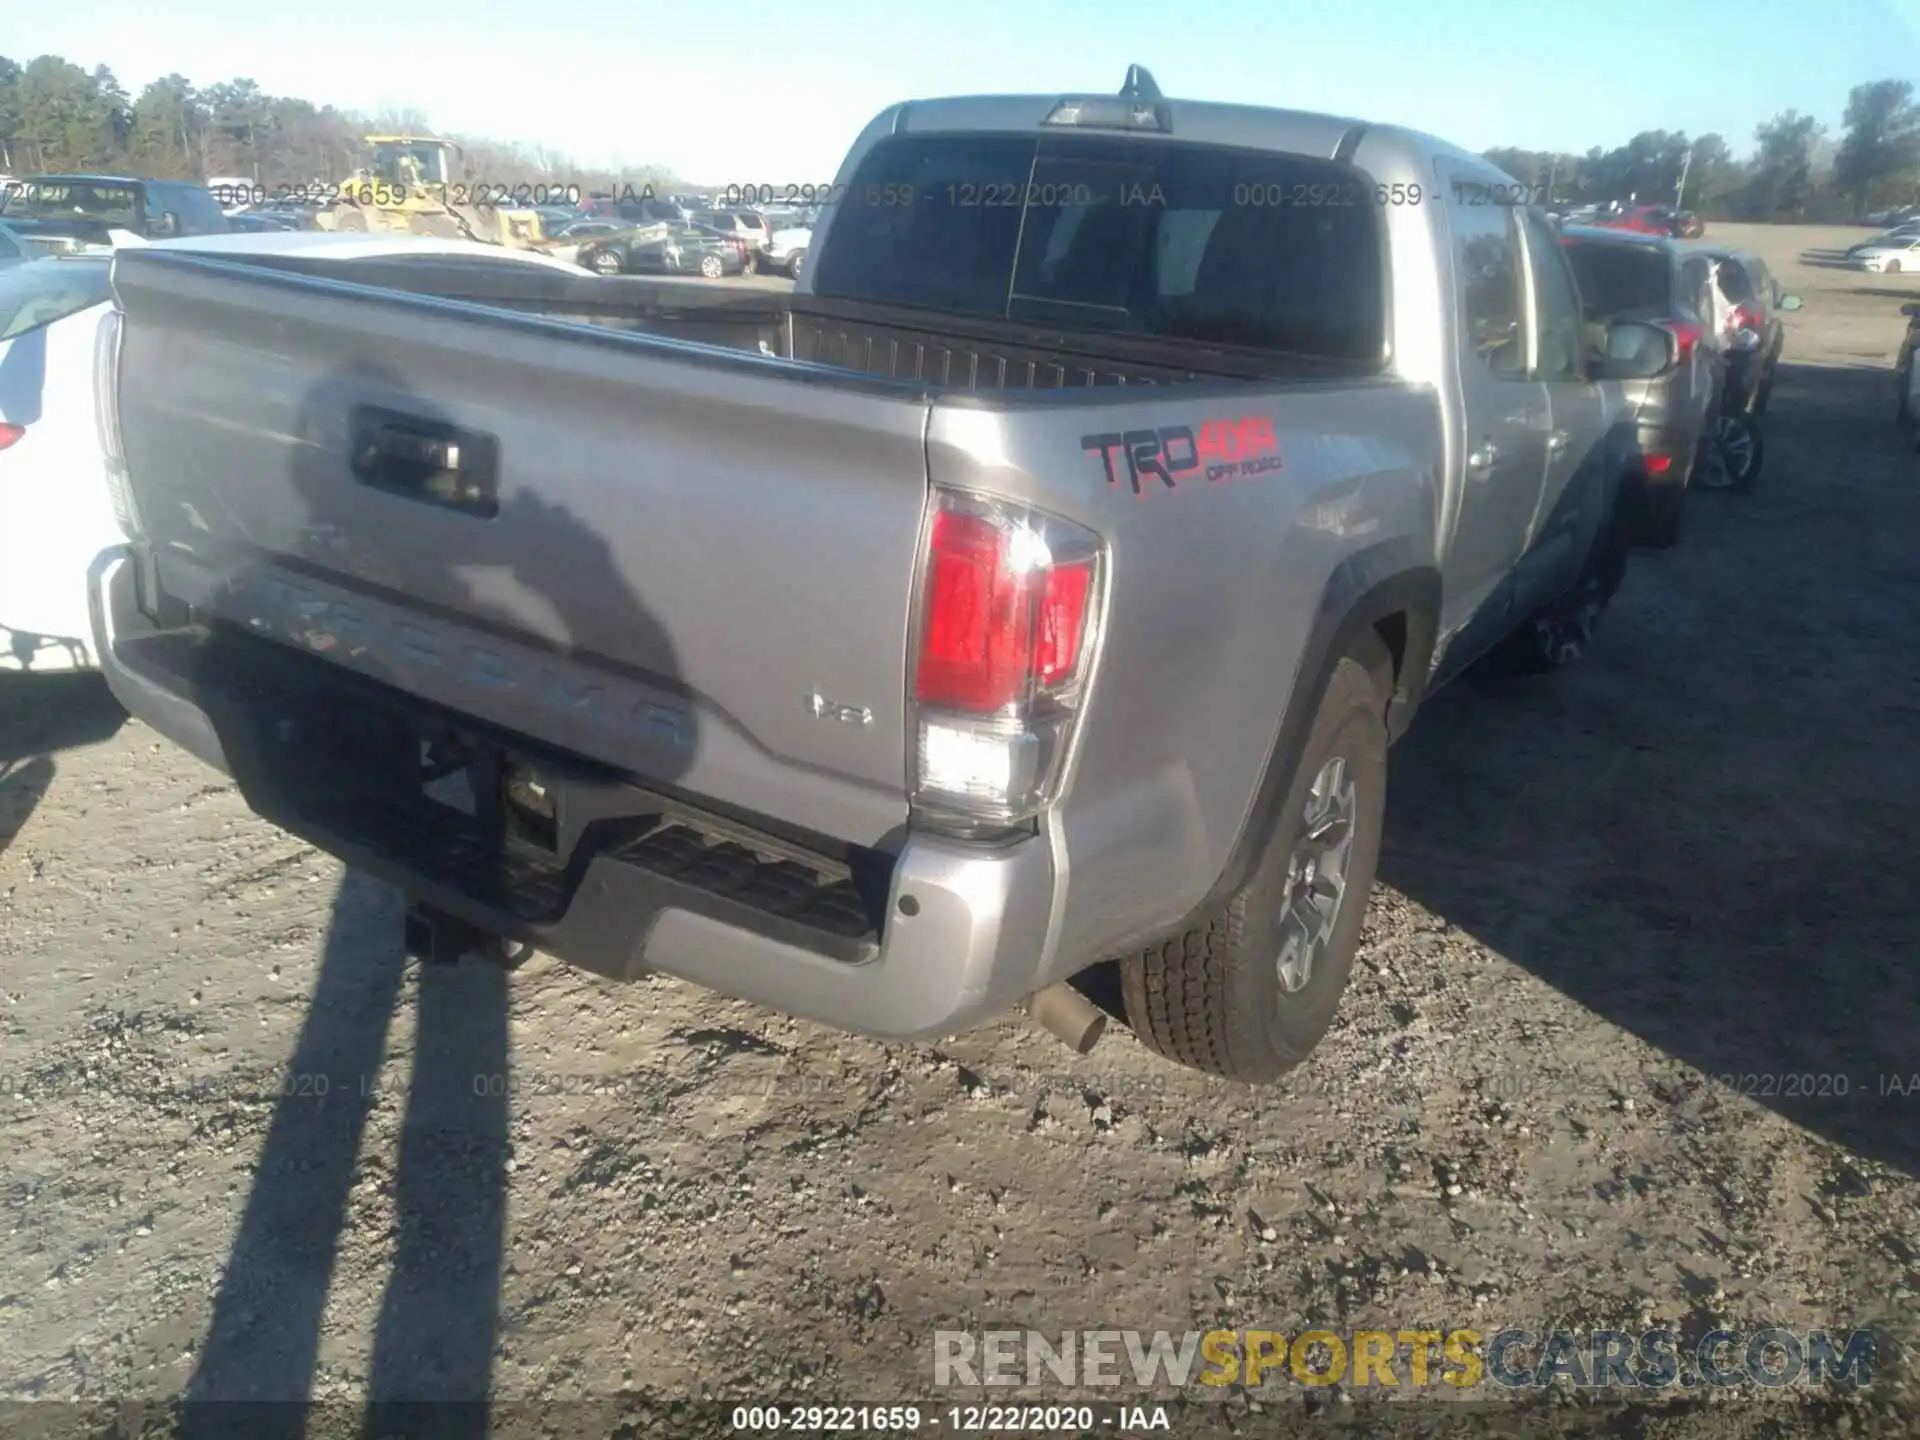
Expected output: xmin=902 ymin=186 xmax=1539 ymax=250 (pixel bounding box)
xmin=1080 ymin=417 xmax=1284 ymax=496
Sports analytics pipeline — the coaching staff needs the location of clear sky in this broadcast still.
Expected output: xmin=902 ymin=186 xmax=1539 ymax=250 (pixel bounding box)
xmin=18 ymin=0 xmax=1920 ymax=184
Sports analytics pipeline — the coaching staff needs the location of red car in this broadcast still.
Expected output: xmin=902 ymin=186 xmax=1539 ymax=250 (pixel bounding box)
xmin=1592 ymin=204 xmax=1677 ymax=238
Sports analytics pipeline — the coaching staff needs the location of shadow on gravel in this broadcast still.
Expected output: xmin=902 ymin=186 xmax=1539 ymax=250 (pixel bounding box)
xmin=1380 ymin=360 xmax=1920 ymax=1179
xmin=161 ymin=358 xmax=694 ymax=1436
xmin=0 ymin=673 xmax=127 ymax=763
xmin=0 ymin=674 xmax=128 ymax=859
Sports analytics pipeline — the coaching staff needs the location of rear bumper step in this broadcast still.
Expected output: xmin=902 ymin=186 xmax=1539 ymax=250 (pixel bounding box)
xmin=91 ymin=550 xmax=1064 ymax=1040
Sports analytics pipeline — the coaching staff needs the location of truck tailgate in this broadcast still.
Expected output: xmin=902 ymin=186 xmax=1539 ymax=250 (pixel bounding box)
xmin=109 ymin=248 xmax=932 ymax=846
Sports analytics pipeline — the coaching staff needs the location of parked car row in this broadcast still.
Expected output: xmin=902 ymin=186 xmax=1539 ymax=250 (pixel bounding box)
xmin=1555 ymin=222 xmax=1801 ymax=543
xmin=1553 ymin=200 xmax=1703 ymax=240
xmin=566 ymin=203 xmax=811 ymax=278
xmin=575 ymin=220 xmax=749 ymax=278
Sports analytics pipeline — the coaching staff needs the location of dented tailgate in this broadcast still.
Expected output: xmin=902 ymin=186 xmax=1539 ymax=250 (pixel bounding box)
xmin=108 ymin=248 xmax=932 ymax=846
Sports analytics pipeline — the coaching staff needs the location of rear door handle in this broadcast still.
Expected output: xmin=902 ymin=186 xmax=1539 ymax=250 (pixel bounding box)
xmin=1466 ymin=443 xmax=1500 ymax=476
xmin=349 ymin=406 xmax=501 ymax=518
xmin=1547 ymin=429 xmax=1570 ymax=454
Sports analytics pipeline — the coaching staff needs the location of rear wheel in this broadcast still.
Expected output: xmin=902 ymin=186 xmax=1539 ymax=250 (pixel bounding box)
xmin=1701 ymin=413 xmax=1763 ymax=491
xmin=1476 ymin=494 xmax=1630 ymax=678
xmin=699 ymin=253 xmax=724 ymax=279
xmin=1632 ymin=479 xmax=1686 ymax=549
xmin=586 ymin=247 xmax=623 ymax=276
xmin=1890 ymin=259 xmax=1904 ymax=274
xmin=1120 ymin=655 xmax=1388 ymax=1083
xmin=789 ymin=248 xmax=807 ymax=280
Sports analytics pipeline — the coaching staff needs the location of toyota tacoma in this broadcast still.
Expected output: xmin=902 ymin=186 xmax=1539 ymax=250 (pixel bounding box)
xmin=89 ymin=69 xmax=1674 ymax=1082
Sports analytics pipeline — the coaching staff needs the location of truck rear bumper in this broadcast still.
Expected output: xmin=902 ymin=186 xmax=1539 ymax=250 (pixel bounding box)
xmin=91 ymin=549 xmax=1062 ymax=1041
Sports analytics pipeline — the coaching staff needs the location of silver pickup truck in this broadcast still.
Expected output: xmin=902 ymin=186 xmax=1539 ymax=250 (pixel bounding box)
xmin=90 ymin=70 xmax=1678 ymax=1083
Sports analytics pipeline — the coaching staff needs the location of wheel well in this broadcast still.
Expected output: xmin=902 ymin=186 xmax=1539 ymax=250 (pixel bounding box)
xmin=1369 ymin=612 xmax=1408 ymax=694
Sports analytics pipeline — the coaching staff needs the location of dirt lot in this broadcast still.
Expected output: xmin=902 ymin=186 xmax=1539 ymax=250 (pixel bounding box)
xmin=1 ymin=223 xmax=1916 ymax=1438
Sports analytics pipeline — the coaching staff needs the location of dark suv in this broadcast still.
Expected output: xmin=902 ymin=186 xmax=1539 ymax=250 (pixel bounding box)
xmin=0 ymin=175 xmax=231 ymax=252
xmin=1560 ymin=224 xmax=1724 ymax=545
xmin=693 ymin=209 xmax=772 ymax=267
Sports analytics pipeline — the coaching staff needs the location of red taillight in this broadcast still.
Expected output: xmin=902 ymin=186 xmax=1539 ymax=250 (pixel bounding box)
xmin=1730 ymin=304 xmax=1763 ymax=332
xmin=914 ymin=509 xmax=1095 ymax=712
xmin=1035 ymin=560 xmax=1094 ymax=688
xmin=1667 ymin=320 xmax=1705 ymax=362
xmin=0 ymin=423 xmax=23 ymax=452
xmin=909 ymin=489 xmax=1104 ymax=828
xmin=1642 ymin=453 xmax=1675 ymax=476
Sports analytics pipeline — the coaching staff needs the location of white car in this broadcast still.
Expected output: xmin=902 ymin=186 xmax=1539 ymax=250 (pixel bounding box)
xmin=1846 ymin=221 xmax=1920 ymax=257
xmin=1851 ymin=235 xmax=1920 ymax=274
xmin=764 ymin=225 xmax=812 ymax=279
xmin=0 ymin=230 xmax=590 ymax=674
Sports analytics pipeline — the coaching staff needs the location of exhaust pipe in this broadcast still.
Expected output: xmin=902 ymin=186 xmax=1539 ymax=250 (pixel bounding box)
xmin=1027 ymin=982 xmax=1107 ymax=1055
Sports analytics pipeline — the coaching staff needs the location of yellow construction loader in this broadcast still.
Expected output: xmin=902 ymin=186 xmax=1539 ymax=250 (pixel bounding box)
xmin=313 ymin=136 xmax=547 ymax=248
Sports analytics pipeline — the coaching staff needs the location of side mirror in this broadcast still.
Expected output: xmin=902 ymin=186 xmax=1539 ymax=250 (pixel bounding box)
xmin=1591 ymin=319 xmax=1678 ymax=381
xmin=150 ymin=211 xmax=180 ymax=238
xmin=1778 ymin=294 xmax=1803 ymax=312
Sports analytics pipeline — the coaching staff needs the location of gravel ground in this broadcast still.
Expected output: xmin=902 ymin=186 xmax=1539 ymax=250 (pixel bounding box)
xmin=1 ymin=223 xmax=1916 ymax=1439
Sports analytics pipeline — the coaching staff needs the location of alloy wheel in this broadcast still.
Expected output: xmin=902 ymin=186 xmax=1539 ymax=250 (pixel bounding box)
xmin=1275 ymin=756 xmax=1357 ymax=993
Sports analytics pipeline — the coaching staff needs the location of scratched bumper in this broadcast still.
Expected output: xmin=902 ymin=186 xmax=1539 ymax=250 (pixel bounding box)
xmin=91 ymin=547 xmax=1063 ymax=1041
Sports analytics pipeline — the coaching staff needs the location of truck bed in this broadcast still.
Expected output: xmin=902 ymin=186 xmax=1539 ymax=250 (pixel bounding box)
xmin=103 ymin=243 xmax=1420 ymax=866
xmin=221 ymin=249 xmax=1369 ymax=391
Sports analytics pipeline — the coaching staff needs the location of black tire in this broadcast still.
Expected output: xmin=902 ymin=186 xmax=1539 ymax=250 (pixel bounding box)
xmin=1120 ymin=655 xmax=1388 ymax=1083
xmin=1891 ymin=259 xmax=1904 ymax=275
xmin=1628 ymin=478 xmax=1686 ymax=550
xmin=699 ymin=253 xmax=724 ymax=280
xmin=1751 ymin=352 xmax=1777 ymax=417
xmin=1705 ymin=412 xmax=1763 ymax=492
xmin=1475 ymin=495 xmax=1630 ymax=679
xmin=585 ymin=247 xmax=622 ymax=276
xmin=789 ymin=248 xmax=807 ymax=280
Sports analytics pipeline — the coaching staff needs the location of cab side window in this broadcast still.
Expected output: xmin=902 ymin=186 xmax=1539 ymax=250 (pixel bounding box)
xmin=1521 ymin=208 xmax=1582 ymax=381
xmin=140 ymin=186 xmax=172 ymax=235
xmin=1451 ymin=194 xmax=1526 ymax=380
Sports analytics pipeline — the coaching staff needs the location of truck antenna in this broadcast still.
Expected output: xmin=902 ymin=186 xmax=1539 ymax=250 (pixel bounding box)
xmin=1120 ymin=66 xmax=1162 ymax=101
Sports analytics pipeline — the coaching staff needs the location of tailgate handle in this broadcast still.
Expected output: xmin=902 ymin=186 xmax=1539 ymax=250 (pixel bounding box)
xmin=349 ymin=406 xmax=500 ymax=519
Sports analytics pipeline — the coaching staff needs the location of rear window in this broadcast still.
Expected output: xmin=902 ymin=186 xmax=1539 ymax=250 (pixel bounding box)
xmin=1714 ymin=258 xmax=1756 ymax=304
xmin=811 ymin=134 xmax=1385 ymax=363
xmin=1563 ymin=239 xmax=1672 ymax=319
xmin=0 ymin=256 xmax=112 ymax=341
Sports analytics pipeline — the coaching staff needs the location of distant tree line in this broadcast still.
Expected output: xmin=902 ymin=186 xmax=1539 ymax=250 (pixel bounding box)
xmin=1484 ymin=80 xmax=1920 ymax=222
xmin=0 ymin=53 xmax=690 ymax=196
xmin=4 ymin=55 xmax=1917 ymax=223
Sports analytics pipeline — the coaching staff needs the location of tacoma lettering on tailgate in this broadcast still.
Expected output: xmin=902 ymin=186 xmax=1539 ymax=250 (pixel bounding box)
xmin=1080 ymin=417 xmax=1284 ymax=496
xmin=236 ymin=572 xmax=693 ymax=750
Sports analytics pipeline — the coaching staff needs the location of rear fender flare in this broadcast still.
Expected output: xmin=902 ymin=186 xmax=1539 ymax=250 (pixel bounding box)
xmin=1194 ymin=539 xmax=1440 ymax=919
